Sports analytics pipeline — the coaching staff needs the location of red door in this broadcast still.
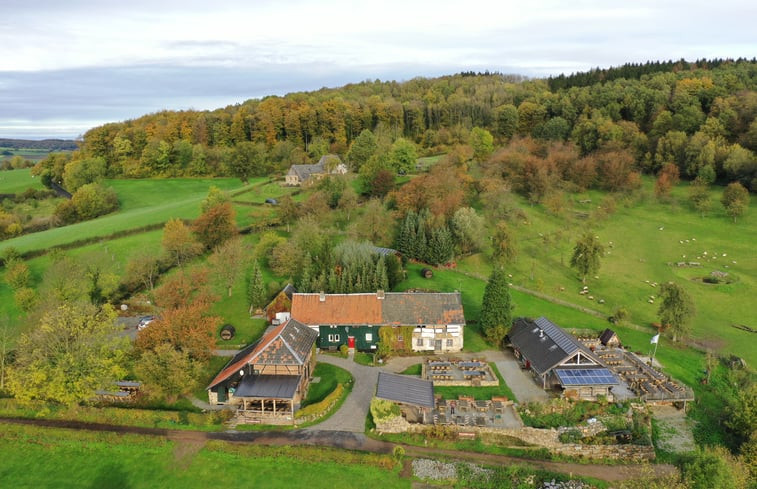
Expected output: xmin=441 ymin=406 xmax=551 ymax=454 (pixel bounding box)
xmin=347 ymin=336 xmax=356 ymax=349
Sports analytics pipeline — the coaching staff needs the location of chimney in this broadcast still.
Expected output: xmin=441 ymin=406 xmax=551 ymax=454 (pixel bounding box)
xmin=539 ymin=329 xmax=544 ymax=338
xmin=377 ymin=289 xmax=385 ymax=300
xmin=319 ymin=291 xmax=326 ymax=302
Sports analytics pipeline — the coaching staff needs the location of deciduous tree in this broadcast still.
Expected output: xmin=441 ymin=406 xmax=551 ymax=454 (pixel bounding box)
xmin=492 ymin=221 xmax=517 ymax=265
xmin=570 ymin=232 xmax=604 ymax=284
xmin=134 ymin=343 xmax=203 ymax=402
xmin=162 ymin=218 xmax=202 ymax=267
xmin=721 ymin=181 xmax=750 ymax=222
xmin=208 ymin=238 xmax=244 ymax=297
xmin=8 ymin=304 xmax=128 ymax=405
xmin=192 ymin=202 xmax=238 ymax=249
xmin=657 ymin=281 xmax=695 ymax=342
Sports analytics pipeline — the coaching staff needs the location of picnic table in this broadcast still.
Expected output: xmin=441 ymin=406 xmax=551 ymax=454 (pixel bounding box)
xmin=458 ymin=361 xmax=484 ymax=369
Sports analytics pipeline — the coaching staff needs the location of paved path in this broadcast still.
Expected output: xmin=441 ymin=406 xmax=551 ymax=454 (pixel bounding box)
xmin=482 ymin=349 xmax=550 ymax=403
xmin=308 ymin=353 xmax=379 ymax=432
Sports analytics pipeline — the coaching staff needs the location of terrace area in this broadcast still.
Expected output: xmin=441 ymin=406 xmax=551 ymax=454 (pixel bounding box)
xmin=422 ymin=358 xmax=498 ymax=386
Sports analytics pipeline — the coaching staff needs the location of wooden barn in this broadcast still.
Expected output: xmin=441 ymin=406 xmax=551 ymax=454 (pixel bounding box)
xmin=206 ymin=319 xmax=317 ymax=424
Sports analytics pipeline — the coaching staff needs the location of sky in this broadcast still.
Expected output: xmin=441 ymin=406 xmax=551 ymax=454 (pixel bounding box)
xmin=1 ymin=0 xmax=755 ymax=140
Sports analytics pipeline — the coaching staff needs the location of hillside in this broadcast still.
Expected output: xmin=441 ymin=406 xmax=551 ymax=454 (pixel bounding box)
xmin=31 ymin=59 xmax=757 ymax=193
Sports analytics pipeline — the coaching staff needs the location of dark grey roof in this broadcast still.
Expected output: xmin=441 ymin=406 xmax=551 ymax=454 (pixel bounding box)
xmin=372 ymin=246 xmax=399 ymax=257
xmin=509 ymin=317 xmax=585 ymax=376
xmin=282 ymin=283 xmax=296 ymax=300
xmin=287 ymin=163 xmax=324 ymax=182
xmin=376 ymin=372 xmax=435 ymax=408
xmin=599 ymin=328 xmax=617 ymax=345
xmin=234 ymin=374 xmax=300 ymax=399
xmin=382 ymin=292 xmax=465 ymax=325
xmin=555 ymin=368 xmax=618 ymax=386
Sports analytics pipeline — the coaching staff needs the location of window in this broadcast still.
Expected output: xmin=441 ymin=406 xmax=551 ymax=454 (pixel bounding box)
xmin=365 ymin=333 xmax=373 ymax=342
xmin=328 ymin=334 xmax=340 ymax=342
xmin=416 ymin=338 xmax=424 ymax=347
xmin=446 ymin=339 xmax=453 ymax=347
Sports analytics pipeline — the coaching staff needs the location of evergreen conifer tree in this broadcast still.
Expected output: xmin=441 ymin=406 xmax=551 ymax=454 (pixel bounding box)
xmin=479 ymin=267 xmax=512 ymax=346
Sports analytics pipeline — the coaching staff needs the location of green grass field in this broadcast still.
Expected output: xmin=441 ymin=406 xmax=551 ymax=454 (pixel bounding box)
xmin=458 ymin=178 xmax=756 ymax=365
xmin=0 ymin=424 xmax=407 ymax=489
xmin=1 ymin=177 xmax=244 ymax=254
xmin=0 ymin=168 xmax=45 ymax=193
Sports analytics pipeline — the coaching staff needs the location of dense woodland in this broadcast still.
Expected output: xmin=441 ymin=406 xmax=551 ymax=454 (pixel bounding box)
xmin=32 ymin=59 xmax=757 ymax=193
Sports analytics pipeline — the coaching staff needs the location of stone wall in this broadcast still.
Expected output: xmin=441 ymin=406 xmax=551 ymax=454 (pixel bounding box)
xmin=379 ymin=422 xmax=655 ymax=461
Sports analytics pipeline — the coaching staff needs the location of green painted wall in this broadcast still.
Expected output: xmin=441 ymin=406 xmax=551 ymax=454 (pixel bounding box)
xmin=318 ymin=325 xmax=377 ymax=351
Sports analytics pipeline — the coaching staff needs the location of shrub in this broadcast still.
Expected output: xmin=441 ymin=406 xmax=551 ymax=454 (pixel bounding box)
xmin=295 ymin=384 xmax=344 ymax=420
xmin=339 ymin=344 xmax=349 ymax=357
xmin=369 ymin=398 xmax=401 ymax=422
xmin=559 ymin=429 xmax=583 ymax=443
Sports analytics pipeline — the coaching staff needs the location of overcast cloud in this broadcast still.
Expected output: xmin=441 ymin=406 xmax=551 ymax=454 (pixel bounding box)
xmin=1 ymin=0 xmax=755 ymax=139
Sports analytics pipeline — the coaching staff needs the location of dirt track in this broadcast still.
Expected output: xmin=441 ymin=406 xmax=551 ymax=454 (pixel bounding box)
xmin=0 ymin=417 xmax=676 ymax=483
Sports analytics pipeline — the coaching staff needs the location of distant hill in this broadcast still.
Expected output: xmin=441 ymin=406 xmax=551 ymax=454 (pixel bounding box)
xmin=0 ymin=138 xmax=78 ymax=151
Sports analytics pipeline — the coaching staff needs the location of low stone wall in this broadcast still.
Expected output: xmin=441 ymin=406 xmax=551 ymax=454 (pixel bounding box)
xmin=379 ymin=422 xmax=655 ymax=461
xmin=552 ymin=443 xmax=655 ymax=461
xmin=431 ymin=379 xmax=499 ymax=387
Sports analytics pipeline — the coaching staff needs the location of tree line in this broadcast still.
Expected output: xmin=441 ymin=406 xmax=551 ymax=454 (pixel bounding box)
xmin=29 ymin=59 xmax=757 ymax=193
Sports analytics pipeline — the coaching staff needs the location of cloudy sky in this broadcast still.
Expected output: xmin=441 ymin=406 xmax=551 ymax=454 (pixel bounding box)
xmin=1 ymin=0 xmax=755 ymax=139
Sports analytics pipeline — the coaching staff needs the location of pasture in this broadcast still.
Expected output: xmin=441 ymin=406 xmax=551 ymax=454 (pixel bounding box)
xmin=0 ymin=168 xmax=45 ymax=194
xmin=460 ymin=179 xmax=756 ymax=365
xmin=0 ymin=424 xmax=407 ymax=489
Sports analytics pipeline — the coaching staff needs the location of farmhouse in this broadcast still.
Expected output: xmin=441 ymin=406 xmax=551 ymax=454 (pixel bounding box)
xmin=290 ymin=291 xmax=465 ymax=353
xmin=508 ymin=317 xmax=618 ymax=400
xmin=284 ymin=154 xmax=347 ymax=186
xmin=206 ymin=319 xmax=317 ymax=423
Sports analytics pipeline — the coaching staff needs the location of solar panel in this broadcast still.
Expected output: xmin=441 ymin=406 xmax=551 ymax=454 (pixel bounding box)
xmin=555 ymin=368 xmax=618 ymax=386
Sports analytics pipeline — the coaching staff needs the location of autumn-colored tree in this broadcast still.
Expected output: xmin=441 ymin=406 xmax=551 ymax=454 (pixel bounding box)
xmin=208 ymin=238 xmax=244 ymax=297
xmin=192 ymin=202 xmax=237 ymax=249
xmin=469 ymin=127 xmax=494 ymax=162
xmin=135 ymin=301 xmax=221 ymax=361
xmin=201 ymin=185 xmax=230 ymax=213
xmin=162 ymin=218 xmax=202 ymax=267
xmin=3 ymin=259 xmax=30 ymax=290
xmin=366 ymin=169 xmax=395 ymax=198
xmin=654 ymin=163 xmax=680 ymax=199
xmin=491 ymin=221 xmax=517 ymax=265
xmin=338 ymin=185 xmax=359 ymax=221
xmin=8 ymin=304 xmax=128 ymax=405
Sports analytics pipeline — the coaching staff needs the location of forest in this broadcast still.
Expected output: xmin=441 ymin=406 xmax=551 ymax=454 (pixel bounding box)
xmin=31 ymin=59 xmax=757 ymax=194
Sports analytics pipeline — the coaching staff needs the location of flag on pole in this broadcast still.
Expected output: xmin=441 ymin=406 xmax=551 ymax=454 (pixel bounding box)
xmin=650 ymin=334 xmax=660 ymax=344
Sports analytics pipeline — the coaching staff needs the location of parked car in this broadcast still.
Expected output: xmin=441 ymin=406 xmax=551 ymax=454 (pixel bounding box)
xmin=265 ymin=198 xmax=278 ymax=205
xmin=137 ymin=315 xmax=156 ymax=331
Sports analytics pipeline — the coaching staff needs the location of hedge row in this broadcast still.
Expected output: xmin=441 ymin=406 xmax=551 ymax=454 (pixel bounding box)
xmin=294 ymin=383 xmax=344 ymax=420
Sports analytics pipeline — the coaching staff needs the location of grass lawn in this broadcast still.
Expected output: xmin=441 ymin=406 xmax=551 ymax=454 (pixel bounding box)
xmin=400 ymin=363 xmax=422 ymax=375
xmin=0 ymin=168 xmax=45 ymax=193
xmin=303 ymin=363 xmax=353 ymax=406
xmin=434 ymin=362 xmax=518 ymax=401
xmin=0 ymin=424 xmax=407 ymax=489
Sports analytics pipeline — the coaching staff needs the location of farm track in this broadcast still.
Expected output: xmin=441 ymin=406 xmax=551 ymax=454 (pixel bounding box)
xmin=0 ymin=416 xmax=676 ymax=482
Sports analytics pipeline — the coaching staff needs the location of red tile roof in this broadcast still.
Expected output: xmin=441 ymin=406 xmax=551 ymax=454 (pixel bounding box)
xmin=291 ymin=292 xmax=464 ymax=326
xmin=291 ymin=293 xmax=383 ymax=325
